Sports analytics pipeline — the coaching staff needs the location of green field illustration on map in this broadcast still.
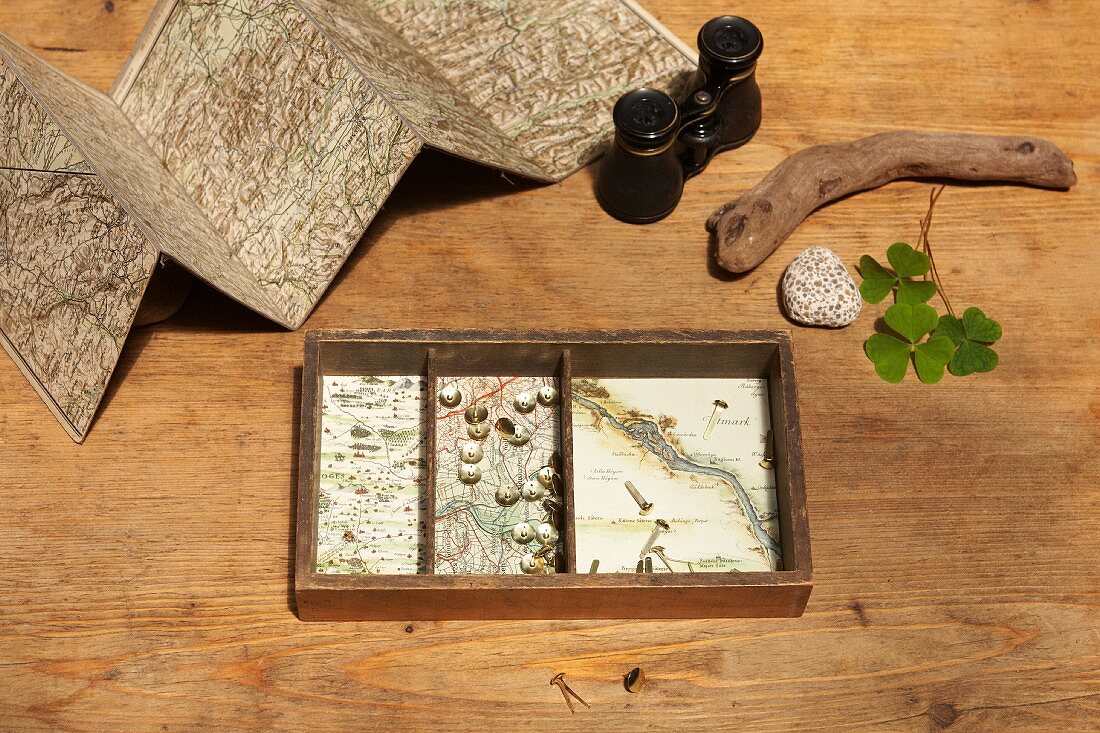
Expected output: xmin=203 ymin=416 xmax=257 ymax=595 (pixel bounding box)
xmin=316 ymin=375 xmax=427 ymax=574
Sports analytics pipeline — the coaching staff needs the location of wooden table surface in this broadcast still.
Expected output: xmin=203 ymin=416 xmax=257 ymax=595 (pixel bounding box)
xmin=1 ymin=1 xmax=1097 ymax=731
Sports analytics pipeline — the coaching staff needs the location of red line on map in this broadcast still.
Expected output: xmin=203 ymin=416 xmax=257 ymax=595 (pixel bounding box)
xmin=436 ymin=377 xmax=519 ymax=420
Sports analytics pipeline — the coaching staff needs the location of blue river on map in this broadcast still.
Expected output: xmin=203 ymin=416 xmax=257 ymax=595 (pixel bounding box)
xmin=571 ymin=394 xmax=780 ymax=557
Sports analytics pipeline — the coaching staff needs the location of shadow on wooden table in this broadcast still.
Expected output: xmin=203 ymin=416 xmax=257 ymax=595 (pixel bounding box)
xmin=323 ymin=149 xmax=548 ymax=298
xmin=87 ymin=320 xmax=157 ymax=432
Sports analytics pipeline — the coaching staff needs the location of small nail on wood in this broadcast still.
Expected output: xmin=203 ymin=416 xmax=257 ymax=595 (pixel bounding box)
xmin=550 ymin=673 xmax=590 ymax=713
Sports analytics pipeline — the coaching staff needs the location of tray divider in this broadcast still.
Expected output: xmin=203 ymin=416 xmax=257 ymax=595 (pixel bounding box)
xmin=424 ymin=348 xmax=438 ymax=574
xmin=559 ymin=348 xmax=577 ymax=573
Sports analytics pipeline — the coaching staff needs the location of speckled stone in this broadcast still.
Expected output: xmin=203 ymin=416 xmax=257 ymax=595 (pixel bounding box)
xmin=781 ymin=246 xmax=861 ymax=328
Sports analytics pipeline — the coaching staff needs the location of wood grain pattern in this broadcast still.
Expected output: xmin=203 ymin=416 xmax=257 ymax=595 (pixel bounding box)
xmin=0 ymin=0 xmax=1098 ymax=730
xmin=707 ymin=131 xmax=1078 ymax=272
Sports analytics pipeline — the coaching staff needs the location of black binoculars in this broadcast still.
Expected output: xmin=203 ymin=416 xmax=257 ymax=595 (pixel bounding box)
xmin=597 ymin=16 xmax=763 ymax=224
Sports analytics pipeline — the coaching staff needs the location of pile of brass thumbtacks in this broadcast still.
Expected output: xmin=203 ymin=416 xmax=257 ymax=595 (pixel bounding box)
xmin=441 ymin=382 xmax=563 ymax=574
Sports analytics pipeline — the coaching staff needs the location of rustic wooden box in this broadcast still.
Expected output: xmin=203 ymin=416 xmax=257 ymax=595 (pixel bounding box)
xmin=295 ymin=329 xmax=811 ymax=620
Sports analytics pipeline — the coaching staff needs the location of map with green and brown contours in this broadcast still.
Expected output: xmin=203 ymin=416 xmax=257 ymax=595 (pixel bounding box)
xmin=0 ymin=170 xmax=156 ymax=436
xmin=317 ymin=376 xmax=428 ymax=575
xmin=119 ymin=0 xmax=421 ymax=327
xmin=300 ymin=0 xmax=696 ymax=179
xmin=0 ymin=0 xmax=692 ymax=440
xmin=0 ymin=66 xmax=88 ymax=174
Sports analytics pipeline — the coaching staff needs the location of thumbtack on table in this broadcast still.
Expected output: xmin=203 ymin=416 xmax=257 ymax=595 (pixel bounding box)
xmin=624 ymin=667 xmax=647 ymax=694
xmin=550 ymin=673 xmax=590 ymax=714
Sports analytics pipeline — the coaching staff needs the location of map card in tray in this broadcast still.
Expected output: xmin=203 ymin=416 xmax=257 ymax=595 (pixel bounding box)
xmin=433 ymin=376 xmax=562 ymax=575
xmin=571 ymin=377 xmax=781 ymax=573
xmin=316 ymin=375 xmax=428 ymax=575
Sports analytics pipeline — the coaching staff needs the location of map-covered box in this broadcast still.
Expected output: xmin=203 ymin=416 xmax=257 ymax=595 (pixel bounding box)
xmin=295 ymin=330 xmax=812 ymax=620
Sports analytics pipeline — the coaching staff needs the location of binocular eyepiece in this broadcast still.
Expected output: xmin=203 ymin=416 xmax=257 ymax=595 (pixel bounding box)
xmin=597 ymin=16 xmax=763 ymax=224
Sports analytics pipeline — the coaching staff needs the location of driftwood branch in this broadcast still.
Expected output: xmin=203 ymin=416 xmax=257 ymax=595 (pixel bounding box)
xmin=706 ymin=131 xmax=1077 ymax=273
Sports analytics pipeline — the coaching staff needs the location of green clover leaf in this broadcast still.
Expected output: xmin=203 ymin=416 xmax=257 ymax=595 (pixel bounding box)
xmin=886 ymin=242 xmax=931 ymax=278
xmin=884 ymin=302 xmax=938 ymax=343
xmin=865 ymin=333 xmax=910 ymax=382
xmin=913 ymin=335 xmax=956 ymax=384
xmin=896 ymin=278 xmax=937 ymax=305
xmin=858 ymin=243 xmax=935 ymax=304
xmin=858 ymin=255 xmax=896 ymax=303
xmin=961 ymin=307 xmax=1002 ymax=342
xmin=935 ymin=307 xmax=1002 ymax=376
xmin=865 ymin=303 xmax=952 ymax=383
xmin=858 ymin=193 xmax=1005 ymax=386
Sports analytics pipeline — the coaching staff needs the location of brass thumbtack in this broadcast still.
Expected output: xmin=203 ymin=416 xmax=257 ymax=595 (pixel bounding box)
xmin=542 ymin=497 xmax=564 ymax=521
xmin=537 ymin=385 xmax=560 ymax=406
xmin=651 ymin=546 xmax=674 ymax=572
xmin=624 ymin=481 xmax=654 ymax=515
xmin=464 ymin=403 xmax=488 ymax=424
xmin=494 ymin=417 xmax=516 ymax=437
xmin=651 ymin=546 xmax=696 ymax=573
xmin=550 ymin=673 xmax=590 ymax=714
xmin=467 ymin=421 xmax=492 ymax=440
xmin=759 ymin=428 xmax=775 ymax=469
xmin=639 ymin=519 xmax=670 ymax=558
xmin=624 ymin=667 xmax=646 ymax=693
xmin=514 ymin=392 xmax=536 ymax=414
xmin=439 ymin=384 xmax=462 ymax=408
xmin=704 ymin=399 xmax=728 ymax=440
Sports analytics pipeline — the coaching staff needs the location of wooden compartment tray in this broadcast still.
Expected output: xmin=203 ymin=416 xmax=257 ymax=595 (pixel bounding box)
xmin=296 ymin=329 xmax=811 ymax=620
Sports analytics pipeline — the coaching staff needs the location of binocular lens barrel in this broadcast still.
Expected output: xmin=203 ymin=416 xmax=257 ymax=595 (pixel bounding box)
xmin=596 ymin=89 xmax=684 ymax=224
xmin=698 ymin=15 xmax=763 ymax=77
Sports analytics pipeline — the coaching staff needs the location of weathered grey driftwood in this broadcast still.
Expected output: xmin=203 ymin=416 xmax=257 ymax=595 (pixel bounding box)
xmin=707 ymin=131 xmax=1078 ymax=273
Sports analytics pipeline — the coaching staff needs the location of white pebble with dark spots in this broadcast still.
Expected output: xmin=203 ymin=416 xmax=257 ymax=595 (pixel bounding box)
xmin=781 ymin=246 xmax=862 ymax=328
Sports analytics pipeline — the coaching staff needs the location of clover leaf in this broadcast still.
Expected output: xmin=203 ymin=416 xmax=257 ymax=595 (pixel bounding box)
xmin=864 ymin=303 xmax=954 ymax=383
xmin=913 ymin=335 xmax=957 ymax=384
xmin=884 ymin=302 xmax=938 ymax=342
xmin=858 ymin=243 xmax=936 ymax=305
xmin=858 ymin=256 xmax=896 ymax=303
xmin=935 ymin=307 xmax=1002 ymax=376
xmin=887 ymin=241 xmax=930 ymax=278
xmin=865 ymin=333 xmax=910 ymax=382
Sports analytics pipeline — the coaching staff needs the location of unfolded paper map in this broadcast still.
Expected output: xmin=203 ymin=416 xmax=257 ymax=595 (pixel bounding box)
xmin=0 ymin=0 xmax=695 ymax=441
xmin=434 ymin=376 xmax=561 ymax=574
xmin=571 ymin=377 xmax=780 ymax=573
xmin=316 ymin=375 xmax=428 ymax=574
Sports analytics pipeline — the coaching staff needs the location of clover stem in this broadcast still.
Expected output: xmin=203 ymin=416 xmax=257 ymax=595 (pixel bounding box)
xmin=918 ymin=185 xmax=956 ymax=319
